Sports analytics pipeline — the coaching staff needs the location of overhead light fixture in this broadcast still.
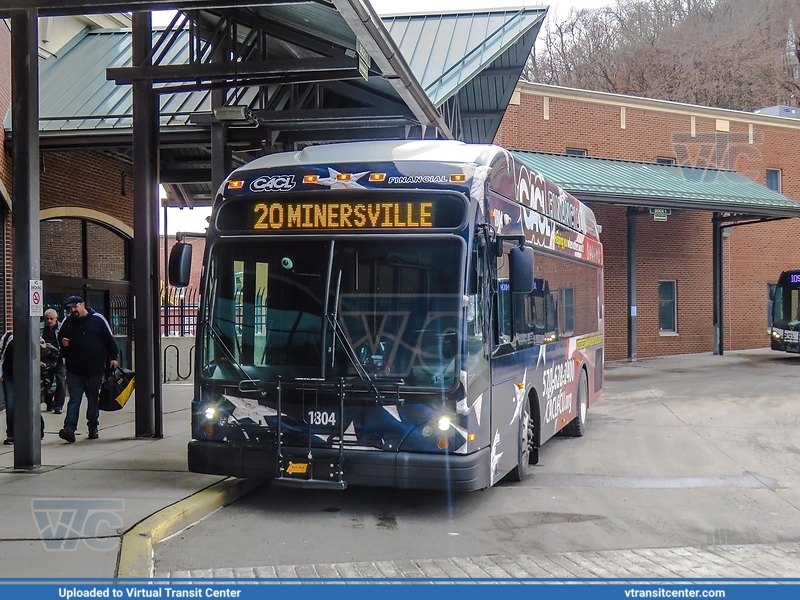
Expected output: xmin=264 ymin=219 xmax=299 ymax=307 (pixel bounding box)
xmin=213 ymin=105 xmax=256 ymax=124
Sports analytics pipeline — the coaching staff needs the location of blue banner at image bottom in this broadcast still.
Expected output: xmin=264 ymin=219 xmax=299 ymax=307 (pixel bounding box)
xmin=2 ymin=582 xmax=800 ymax=600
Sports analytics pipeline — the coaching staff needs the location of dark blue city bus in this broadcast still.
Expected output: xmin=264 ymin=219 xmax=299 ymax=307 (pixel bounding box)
xmin=169 ymin=140 xmax=604 ymax=491
xmin=771 ymin=269 xmax=800 ymax=353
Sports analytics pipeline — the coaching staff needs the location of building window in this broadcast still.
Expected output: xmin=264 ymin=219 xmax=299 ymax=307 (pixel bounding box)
xmin=565 ymin=148 xmax=587 ymax=157
xmin=656 ymin=157 xmax=675 ymax=165
xmin=768 ymin=282 xmax=777 ymax=329
xmin=766 ymin=169 xmax=781 ymax=192
xmin=658 ymin=280 xmax=677 ymax=333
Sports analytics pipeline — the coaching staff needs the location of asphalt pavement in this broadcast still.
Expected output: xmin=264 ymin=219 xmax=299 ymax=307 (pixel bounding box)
xmin=1 ymin=349 xmax=800 ymax=581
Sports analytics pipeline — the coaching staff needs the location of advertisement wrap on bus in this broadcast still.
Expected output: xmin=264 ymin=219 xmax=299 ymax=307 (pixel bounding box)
xmin=168 ymin=140 xmax=604 ymax=491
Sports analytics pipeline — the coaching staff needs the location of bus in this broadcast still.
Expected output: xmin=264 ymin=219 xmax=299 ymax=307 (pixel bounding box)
xmin=770 ymin=269 xmax=800 ymax=353
xmin=169 ymin=140 xmax=604 ymax=491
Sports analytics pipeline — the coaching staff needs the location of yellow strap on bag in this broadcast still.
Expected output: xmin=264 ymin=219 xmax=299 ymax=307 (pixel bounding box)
xmin=99 ymin=367 xmax=136 ymax=411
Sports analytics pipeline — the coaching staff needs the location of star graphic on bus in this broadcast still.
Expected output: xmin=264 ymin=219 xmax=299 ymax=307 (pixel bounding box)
xmin=511 ymin=368 xmax=528 ymax=426
xmin=490 ymin=429 xmax=504 ymax=485
xmin=314 ymin=167 xmax=369 ymax=189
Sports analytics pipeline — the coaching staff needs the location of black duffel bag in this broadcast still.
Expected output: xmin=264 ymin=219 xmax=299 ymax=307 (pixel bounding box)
xmin=98 ymin=366 xmax=136 ymax=412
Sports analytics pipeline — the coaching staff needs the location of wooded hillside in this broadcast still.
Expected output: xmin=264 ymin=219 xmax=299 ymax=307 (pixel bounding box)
xmin=524 ymin=0 xmax=800 ymax=111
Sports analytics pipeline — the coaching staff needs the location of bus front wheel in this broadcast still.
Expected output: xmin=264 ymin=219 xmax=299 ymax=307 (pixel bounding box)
xmin=508 ymin=398 xmax=535 ymax=482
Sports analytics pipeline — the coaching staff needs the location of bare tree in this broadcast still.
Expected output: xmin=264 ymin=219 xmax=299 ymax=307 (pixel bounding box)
xmin=524 ymin=0 xmax=800 ymax=111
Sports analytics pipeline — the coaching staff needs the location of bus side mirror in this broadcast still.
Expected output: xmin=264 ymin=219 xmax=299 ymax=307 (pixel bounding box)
xmin=168 ymin=242 xmax=193 ymax=287
xmin=509 ymin=246 xmax=534 ymax=293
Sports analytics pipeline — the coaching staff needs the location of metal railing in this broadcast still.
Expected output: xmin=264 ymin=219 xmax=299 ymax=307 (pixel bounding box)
xmin=162 ymin=285 xmax=199 ymax=337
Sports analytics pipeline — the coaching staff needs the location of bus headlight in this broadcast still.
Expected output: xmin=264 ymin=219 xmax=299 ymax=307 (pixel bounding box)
xmin=437 ymin=416 xmax=452 ymax=431
xmin=203 ymin=406 xmax=218 ymax=421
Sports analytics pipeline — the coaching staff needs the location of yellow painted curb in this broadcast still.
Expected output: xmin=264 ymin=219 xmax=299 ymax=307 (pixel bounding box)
xmin=117 ymin=477 xmax=263 ymax=579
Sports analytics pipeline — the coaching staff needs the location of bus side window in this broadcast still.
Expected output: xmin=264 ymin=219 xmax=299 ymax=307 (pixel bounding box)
xmin=514 ymin=287 xmax=536 ymax=349
xmin=545 ymin=283 xmax=558 ymax=342
xmin=467 ymin=238 xmax=485 ymax=342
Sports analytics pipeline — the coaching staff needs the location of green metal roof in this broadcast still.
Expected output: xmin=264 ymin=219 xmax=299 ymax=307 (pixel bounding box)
xmin=384 ymin=8 xmax=545 ymax=142
xmin=511 ymin=151 xmax=800 ymax=218
xmin=14 ymin=6 xmax=545 ymax=145
xmin=383 ymin=8 xmax=546 ymax=106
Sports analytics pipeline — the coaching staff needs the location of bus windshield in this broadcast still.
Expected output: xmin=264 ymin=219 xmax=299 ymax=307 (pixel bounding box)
xmin=773 ymin=275 xmax=800 ymax=325
xmin=200 ymin=237 xmax=464 ymax=389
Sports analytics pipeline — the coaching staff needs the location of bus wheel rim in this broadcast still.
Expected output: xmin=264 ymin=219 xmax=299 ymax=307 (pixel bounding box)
xmin=580 ymin=376 xmax=588 ymax=422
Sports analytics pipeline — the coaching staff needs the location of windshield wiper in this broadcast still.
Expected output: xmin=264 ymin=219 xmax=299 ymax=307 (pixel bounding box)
xmin=202 ymin=319 xmax=257 ymax=387
xmin=326 ymin=269 xmax=372 ymax=382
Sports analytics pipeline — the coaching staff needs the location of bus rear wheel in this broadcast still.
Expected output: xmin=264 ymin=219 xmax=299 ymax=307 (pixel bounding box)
xmin=564 ymin=369 xmax=588 ymax=437
xmin=508 ymin=398 xmax=535 ymax=482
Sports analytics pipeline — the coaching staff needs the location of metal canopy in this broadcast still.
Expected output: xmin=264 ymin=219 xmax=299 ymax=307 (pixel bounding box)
xmin=511 ymin=149 xmax=800 ymax=361
xmin=12 ymin=3 xmax=454 ymax=206
xmin=5 ymin=4 xmax=545 ymax=207
xmin=511 ymin=150 xmax=800 ymax=219
xmin=384 ymin=7 xmax=546 ymax=143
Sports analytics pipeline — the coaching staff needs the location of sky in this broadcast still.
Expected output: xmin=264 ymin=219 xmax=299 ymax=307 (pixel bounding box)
xmin=157 ymin=0 xmax=610 ymax=234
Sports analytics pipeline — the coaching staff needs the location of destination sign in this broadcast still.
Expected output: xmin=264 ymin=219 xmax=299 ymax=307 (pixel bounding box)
xmin=216 ymin=192 xmax=467 ymax=231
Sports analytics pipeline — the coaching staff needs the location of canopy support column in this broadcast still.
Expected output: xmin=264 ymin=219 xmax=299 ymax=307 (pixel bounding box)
xmin=10 ymin=9 xmax=41 ymax=469
xmin=712 ymin=213 xmax=724 ymax=355
xmin=627 ymin=208 xmax=638 ymax=362
xmin=132 ymin=11 xmax=160 ymax=437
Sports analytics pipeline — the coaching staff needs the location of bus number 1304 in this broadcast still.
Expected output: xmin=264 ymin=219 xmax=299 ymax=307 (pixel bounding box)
xmin=307 ymin=411 xmax=337 ymax=426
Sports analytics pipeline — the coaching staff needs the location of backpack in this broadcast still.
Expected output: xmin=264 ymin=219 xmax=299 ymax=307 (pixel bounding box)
xmin=39 ymin=339 xmax=60 ymax=373
xmin=0 ymin=331 xmax=11 ymax=361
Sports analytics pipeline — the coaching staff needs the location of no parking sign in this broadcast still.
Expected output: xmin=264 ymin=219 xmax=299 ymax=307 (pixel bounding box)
xmin=29 ymin=279 xmax=43 ymax=317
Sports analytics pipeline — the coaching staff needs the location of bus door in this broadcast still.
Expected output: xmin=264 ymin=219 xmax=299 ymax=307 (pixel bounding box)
xmin=489 ymin=247 xmax=524 ymax=483
xmin=466 ymin=234 xmax=491 ymax=450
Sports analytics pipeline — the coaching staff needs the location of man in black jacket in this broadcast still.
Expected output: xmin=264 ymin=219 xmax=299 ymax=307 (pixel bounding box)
xmin=58 ymin=296 xmax=118 ymax=443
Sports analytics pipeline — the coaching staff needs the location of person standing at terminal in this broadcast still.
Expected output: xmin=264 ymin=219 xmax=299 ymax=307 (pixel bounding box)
xmin=0 ymin=330 xmax=14 ymax=445
xmin=40 ymin=309 xmax=66 ymax=414
xmin=1 ymin=331 xmax=46 ymax=445
xmin=58 ymin=296 xmax=118 ymax=443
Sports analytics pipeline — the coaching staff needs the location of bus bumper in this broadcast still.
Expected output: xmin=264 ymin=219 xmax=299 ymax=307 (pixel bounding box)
xmin=188 ymin=440 xmax=491 ymax=491
xmin=772 ymin=340 xmax=800 ymax=353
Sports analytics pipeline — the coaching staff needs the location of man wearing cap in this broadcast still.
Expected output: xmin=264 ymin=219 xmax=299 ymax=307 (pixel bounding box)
xmin=57 ymin=296 xmax=119 ymax=443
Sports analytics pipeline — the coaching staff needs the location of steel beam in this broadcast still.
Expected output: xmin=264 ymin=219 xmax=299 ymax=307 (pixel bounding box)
xmin=227 ymin=7 xmax=348 ymax=57
xmin=150 ymin=85 xmax=163 ymax=439
xmin=0 ymin=1 xmax=297 ymax=17
xmin=626 ymin=207 xmax=637 ymax=362
xmin=160 ymin=169 xmax=212 ymax=184
xmin=251 ymin=106 xmax=415 ymax=127
xmin=712 ymin=213 xmax=724 ymax=355
xmin=24 ymin=130 xmax=212 ymax=151
xmin=10 ymin=8 xmax=41 ymax=469
xmin=331 ymin=0 xmax=452 ymax=137
xmin=132 ymin=11 xmax=157 ymax=437
xmin=108 ymin=57 xmax=360 ymax=84
xmin=209 ymin=30 xmax=231 ymax=203
xmin=284 ymin=126 xmax=405 ymax=144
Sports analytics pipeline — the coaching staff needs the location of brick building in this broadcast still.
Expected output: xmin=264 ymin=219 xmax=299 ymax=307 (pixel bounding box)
xmin=2 ymin=15 xmax=797 ymax=366
xmin=496 ymin=82 xmax=800 ymax=361
xmin=0 ymin=16 xmax=135 ymax=363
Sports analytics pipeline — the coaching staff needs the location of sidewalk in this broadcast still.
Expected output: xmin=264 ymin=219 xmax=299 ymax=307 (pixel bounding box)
xmin=157 ymin=542 xmax=800 ymax=580
xmin=0 ymin=382 xmax=259 ymax=580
